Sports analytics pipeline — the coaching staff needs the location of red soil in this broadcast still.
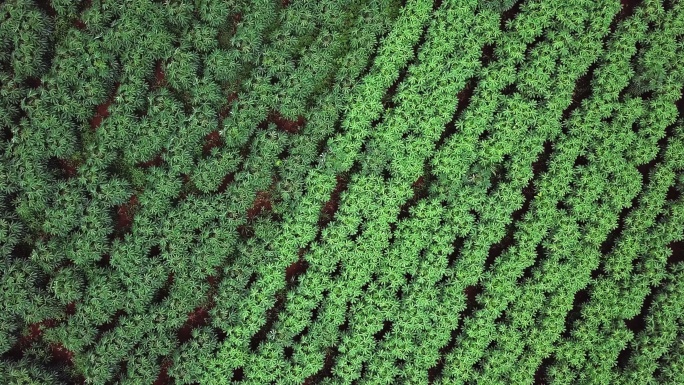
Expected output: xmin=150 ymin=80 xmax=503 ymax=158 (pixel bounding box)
xmin=34 ymin=0 xmax=56 ymax=17
xmin=464 ymin=285 xmax=482 ymax=308
xmin=177 ymin=306 xmax=211 ymax=344
xmin=73 ymin=19 xmax=87 ymax=30
xmin=15 ymin=319 xmax=57 ymax=353
xmin=246 ymin=191 xmax=272 ymax=220
xmin=77 ymin=0 xmax=93 ymax=12
xmin=153 ymin=60 xmax=167 ymax=89
xmin=232 ymin=13 xmax=242 ymax=33
xmin=91 ymin=83 xmax=120 ymax=130
xmin=264 ymin=111 xmax=306 ymax=134
xmin=319 ymin=175 xmax=348 ymax=227
xmin=66 ymin=302 xmax=77 ymax=315
xmin=202 ymin=130 xmax=224 ymax=156
xmin=50 ymin=342 xmax=75 ymax=365
xmin=285 ymin=257 xmax=309 ymax=284
xmin=137 ymin=153 xmax=165 ymax=169
xmin=116 ymin=195 xmax=139 ymax=233
xmin=25 ymin=77 xmax=42 ymax=88
xmin=217 ymin=172 xmax=235 ymax=193
xmin=96 ymin=253 xmax=111 ymax=268
xmin=302 ymin=347 xmax=337 ymax=384
xmin=57 ymin=158 xmax=80 ymax=179
xmin=152 ymin=358 xmax=174 ymax=385
xmin=218 ymin=92 xmax=239 ymax=119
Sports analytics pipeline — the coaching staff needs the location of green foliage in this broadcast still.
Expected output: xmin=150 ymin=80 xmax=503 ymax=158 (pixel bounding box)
xmin=2 ymin=1 xmax=684 ymax=384
xmin=478 ymin=0 xmax=519 ymax=14
xmin=48 ymin=267 xmax=84 ymax=304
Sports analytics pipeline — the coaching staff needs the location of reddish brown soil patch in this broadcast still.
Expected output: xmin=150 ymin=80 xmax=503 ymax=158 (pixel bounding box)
xmin=153 ymin=358 xmax=174 ymax=385
xmin=262 ymin=111 xmax=306 ymax=134
xmin=533 ymin=357 xmax=554 ymax=385
xmin=48 ymin=343 xmax=86 ymax=384
xmin=620 ymin=0 xmax=641 ymax=19
xmin=152 ymin=60 xmax=167 ymax=89
xmin=616 ymin=345 xmax=633 ymax=369
xmin=96 ymin=310 xmax=127 ymax=339
xmin=50 ymin=342 xmax=75 ymax=365
xmin=202 ymin=130 xmax=224 ymax=156
xmin=218 ymin=92 xmax=239 ymax=119
xmin=562 ymin=287 xmax=590 ymax=338
xmin=59 ymin=158 xmax=79 ymax=178
xmin=173 ymin=271 xmax=220 ymax=346
xmin=481 ymin=43 xmax=496 ymax=66
xmin=293 ymin=325 xmax=310 ymax=344
xmin=66 ymin=302 xmax=77 ymax=315
xmin=500 ymin=0 xmax=522 ymax=30
xmin=668 ymin=241 xmax=684 ymax=266
xmin=246 ymin=191 xmax=272 ymax=220
xmin=174 ymin=174 xmax=201 ymax=204
xmin=96 ymin=253 xmax=111 ymax=268
xmin=218 ymin=14 xmax=242 ymax=48
xmin=532 ymin=141 xmax=553 ymax=176
xmin=177 ymin=306 xmax=211 ymax=344
xmin=561 ymin=65 xmax=597 ymax=128
xmin=148 ymin=244 xmax=161 ymax=259
xmin=285 ymin=256 xmax=309 ymax=286
xmin=91 ymin=83 xmax=120 ymax=130
xmin=397 ymin=170 xmax=432 ymax=221
xmin=373 ymin=320 xmax=393 ymax=341
xmin=464 ymin=284 xmax=482 ymax=309
xmin=249 ymin=291 xmax=286 ymax=351
xmin=675 ymin=86 xmax=684 ymax=117
xmin=428 ymin=356 xmax=445 ymax=384
xmin=600 ymin=203 xmax=633 ymax=256
xmin=73 ymin=19 xmax=87 ymax=30
xmin=624 ymin=290 xmax=656 ymax=335
xmin=231 ymin=367 xmax=244 ymax=382
xmin=512 ymin=141 xmax=553 ymax=222
xmin=232 ymin=13 xmax=242 ymax=24
xmin=48 ymin=157 xmax=80 ymax=179
xmin=486 ymin=223 xmax=516 ymax=269
xmin=636 ymin=150 xmax=660 ymax=186
xmin=207 ymin=275 xmax=219 ymax=286
xmin=152 ymin=273 xmax=174 ymax=305
xmin=114 ymin=195 xmax=139 ymax=237
xmin=77 ymin=0 xmax=93 ymax=12
xmin=665 ymin=183 xmax=681 ymax=201
xmin=25 ymin=77 xmax=42 ymax=88
xmin=236 ymin=224 xmax=254 ymax=239
xmin=217 ymin=172 xmax=236 ymax=193
xmin=412 ymin=175 xmax=426 ymax=191
xmin=34 ymin=0 xmax=57 ymax=17
xmin=319 ymin=175 xmax=348 ymax=227
xmin=3 ymin=319 xmax=58 ymax=360
xmin=231 ymin=13 xmax=242 ymax=34
xmin=302 ymin=346 xmax=338 ymax=385
xmin=382 ymin=66 xmax=409 ymax=111
xmin=436 ymin=78 xmax=477 ymax=148
xmin=428 ymin=284 xmax=484 ymax=383
xmin=617 ymin=289 xmax=656 ymax=370
xmin=444 ymin=238 xmax=466 ymax=269
xmin=138 ymin=153 xmax=165 ymax=169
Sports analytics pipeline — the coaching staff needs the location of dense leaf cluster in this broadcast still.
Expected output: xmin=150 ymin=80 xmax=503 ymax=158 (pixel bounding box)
xmin=1 ymin=0 xmax=684 ymax=384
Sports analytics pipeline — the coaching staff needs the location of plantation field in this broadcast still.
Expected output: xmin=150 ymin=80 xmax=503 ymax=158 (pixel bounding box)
xmin=1 ymin=0 xmax=684 ymax=384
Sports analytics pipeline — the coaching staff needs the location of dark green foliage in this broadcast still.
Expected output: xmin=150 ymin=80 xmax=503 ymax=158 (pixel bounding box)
xmin=479 ymin=0 xmax=519 ymax=13
xmin=1 ymin=0 xmax=684 ymax=384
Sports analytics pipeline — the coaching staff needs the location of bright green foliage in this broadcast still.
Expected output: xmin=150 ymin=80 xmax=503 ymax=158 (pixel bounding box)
xmin=1 ymin=0 xmax=684 ymax=384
